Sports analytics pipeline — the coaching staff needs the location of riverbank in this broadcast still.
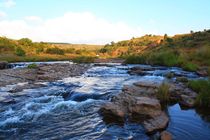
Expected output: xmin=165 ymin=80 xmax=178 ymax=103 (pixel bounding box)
xmin=0 ymin=63 xmax=90 ymax=87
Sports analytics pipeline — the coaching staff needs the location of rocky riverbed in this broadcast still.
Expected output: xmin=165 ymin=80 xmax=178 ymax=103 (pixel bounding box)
xmin=0 ymin=63 xmax=90 ymax=87
xmin=0 ymin=62 xmax=209 ymax=140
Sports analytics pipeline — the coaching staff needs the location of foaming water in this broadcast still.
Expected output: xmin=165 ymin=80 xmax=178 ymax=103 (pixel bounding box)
xmin=0 ymin=63 xmax=209 ymax=140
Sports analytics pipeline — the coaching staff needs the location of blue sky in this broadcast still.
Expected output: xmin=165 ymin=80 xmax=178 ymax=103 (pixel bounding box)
xmin=0 ymin=0 xmax=210 ymax=44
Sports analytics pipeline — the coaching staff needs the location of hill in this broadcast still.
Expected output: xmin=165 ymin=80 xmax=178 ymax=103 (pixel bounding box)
xmin=99 ymin=29 xmax=210 ymax=73
xmin=0 ymin=37 xmax=102 ymax=62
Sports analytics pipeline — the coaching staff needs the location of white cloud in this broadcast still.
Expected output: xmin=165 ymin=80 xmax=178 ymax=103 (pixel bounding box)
xmin=2 ymin=0 xmax=16 ymax=8
xmin=0 ymin=12 xmax=143 ymax=44
xmin=0 ymin=11 xmax=7 ymax=19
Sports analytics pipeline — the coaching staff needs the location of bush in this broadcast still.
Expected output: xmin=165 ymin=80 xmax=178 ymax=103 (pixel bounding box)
xmin=188 ymin=80 xmax=210 ymax=107
xmin=18 ymin=38 xmax=33 ymax=46
xmin=36 ymin=47 xmax=44 ymax=54
xmin=182 ymin=63 xmax=198 ymax=71
xmin=15 ymin=47 xmax=26 ymax=56
xmin=125 ymin=55 xmax=146 ymax=64
xmin=188 ymin=80 xmax=210 ymax=93
xmin=46 ymin=47 xmax=64 ymax=55
xmin=196 ymin=91 xmax=210 ymax=107
xmin=0 ymin=37 xmax=16 ymax=52
xmin=176 ymin=77 xmax=188 ymax=83
xmin=27 ymin=63 xmax=38 ymax=69
xmin=148 ymin=51 xmax=179 ymax=66
xmin=157 ymin=82 xmax=170 ymax=102
xmin=165 ymin=72 xmax=174 ymax=79
xmin=72 ymin=56 xmax=95 ymax=63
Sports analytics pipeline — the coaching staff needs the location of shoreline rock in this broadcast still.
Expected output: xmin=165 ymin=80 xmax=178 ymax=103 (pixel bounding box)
xmin=0 ymin=63 xmax=90 ymax=88
xmin=100 ymin=79 xmax=198 ymax=134
xmin=100 ymin=81 xmax=170 ymax=133
xmin=0 ymin=61 xmax=9 ymax=70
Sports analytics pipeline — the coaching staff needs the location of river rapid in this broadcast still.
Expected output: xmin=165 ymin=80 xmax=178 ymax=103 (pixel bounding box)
xmin=0 ymin=63 xmax=210 ymax=140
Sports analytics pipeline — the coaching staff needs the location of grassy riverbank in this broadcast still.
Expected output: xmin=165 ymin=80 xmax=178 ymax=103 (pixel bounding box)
xmin=99 ymin=29 xmax=210 ymax=74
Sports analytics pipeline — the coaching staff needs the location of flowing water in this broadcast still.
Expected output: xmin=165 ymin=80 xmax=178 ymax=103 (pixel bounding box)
xmin=0 ymin=63 xmax=210 ymax=140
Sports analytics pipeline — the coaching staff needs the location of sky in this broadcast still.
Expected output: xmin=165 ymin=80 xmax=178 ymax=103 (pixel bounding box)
xmin=0 ymin=0 xmax=210 ymax=44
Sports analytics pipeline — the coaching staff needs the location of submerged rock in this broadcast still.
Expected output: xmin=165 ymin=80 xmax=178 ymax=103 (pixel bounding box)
xmin=160 ymin=131 xmax=172 ymax=140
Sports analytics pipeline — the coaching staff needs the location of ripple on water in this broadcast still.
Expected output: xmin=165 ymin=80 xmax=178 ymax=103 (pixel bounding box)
xmin=0 ymin=64 xmax=210 ymax=140
xmin=167 ymin=104 xmax=210 ymax=140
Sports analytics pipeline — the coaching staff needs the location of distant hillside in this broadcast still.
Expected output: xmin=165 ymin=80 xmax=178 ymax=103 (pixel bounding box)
xmin=99 ymin=29 xmax=210 ymax=72
xmin=0 ymin=37 xmax=102 ymax=62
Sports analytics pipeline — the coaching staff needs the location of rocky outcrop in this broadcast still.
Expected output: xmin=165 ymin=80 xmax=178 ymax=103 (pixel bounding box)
xmin=100 ymin=79 xmax=199 ymax=134
xmin=0 ymin=61 xmax=9 ymax=69
xmin=36 ymin=63 xmax=90 ymax=82
xmin=169 ymin=83 xmax=197 ymax=107
xmin=0 ymin=63 xmax=90 ymax=87
xmin=100 ymin=81 xmax=169 ymax=133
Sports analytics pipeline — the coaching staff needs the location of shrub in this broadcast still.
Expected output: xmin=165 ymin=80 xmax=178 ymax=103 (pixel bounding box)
xmin=72 ymin=56 xmax=95 ymax=63
xmin=36 ymin=47 xmax=44 ymax=54
xmin=196 ymin=91 xmax=210 ymax=107
xmin=148 ymin=51 xmax=179 ymax=66
xmin=46 ymin=47 xmax=64 ymax=55
xmin=176 ymin=77 xmax=188 ymax=83
xmin=125 ymin=55 xmax=146 ymax=64
xmin=27 ymin=63 xmax=38 ymax=69
xmin=65 ymin=48 xmax=75 ymax=53
xmin=182 ymin=63 xmax=198 ymax=71
xmin=188 ymin=80 xmax=210 ymax=107
xmin=165 ymin=72 xmax=174 ymax=79
xmin=188 ymin=80 xmax=210 ymax=93
xmin=18 ymin=38 xmax=33 ymax=46
xmin=157 ymin=82 xmax=170 ymax=102
xmin=15 ymin=47 xmax=26 ymax=56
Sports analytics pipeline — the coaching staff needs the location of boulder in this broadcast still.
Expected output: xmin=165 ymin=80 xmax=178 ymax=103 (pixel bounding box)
xmin=143 ymin=112 xmax=169 ymax=134
xmin=169 ymin=83 xmax=197 ymax=107
xmin=197 ymin=70 xmax=208 ymax=77
xmin=100 ymin=94 xmax=169 ymax=133
xmin=0 ymin=61 xmax=9 ymax=69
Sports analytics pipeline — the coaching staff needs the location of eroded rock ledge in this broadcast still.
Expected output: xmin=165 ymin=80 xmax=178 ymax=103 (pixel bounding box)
xmin=0 ymin=63 xmax=90 ymax=89
xmin=100 ymin=80 xmax=197 ymax=134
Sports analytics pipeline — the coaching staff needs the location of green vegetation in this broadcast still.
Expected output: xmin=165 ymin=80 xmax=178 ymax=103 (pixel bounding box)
xmin=72 ymin=56 xmax=95 ymax=63
xmin=100 ymin=29 xmax=210 ymax=72
xmin=188 ymin=80 xmax=210 ymax=107
xmin=0 ymin=36 xmax=102 ymax=62
xmin=15 ymin=47 xmax=26 ymax=56
xmin=182 ymin=63 xmax=198 ymax=71
xmin=27 ymin=63 xmax=38 ymax=69
xmin=157 ymin=82 xmax=170 ymax=102
xmin=176 ymin=77 xmax=188 ymax=83
xmin=1 ymin=29 xmax=210 ymax=72
xmin=46 ymin=47 xmax=65 ymax=55
xmin=165 ymin=72 xmax=174 ymax=79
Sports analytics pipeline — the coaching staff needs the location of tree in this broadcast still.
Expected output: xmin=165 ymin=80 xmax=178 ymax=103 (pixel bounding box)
xmin=15 ymin=47 xmax=26 ymax=56
xmin=164 ymin=34 xmax=168 ymax=40
xmin=18 ymin=38 xmax=33 ymax=46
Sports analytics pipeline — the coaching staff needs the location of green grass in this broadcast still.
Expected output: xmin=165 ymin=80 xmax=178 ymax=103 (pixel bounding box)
xmin=27 ymin=63 xmax=38 ymax=69
xmin=182 ymin=63 xmax=198 ymax=71
xmin=157 ymin=82 xmax=170 ymax=102
xmin=188 ymin=80 xmax=210 ymax=107
xmin=72 ymin=56 xmax=95 ymax=63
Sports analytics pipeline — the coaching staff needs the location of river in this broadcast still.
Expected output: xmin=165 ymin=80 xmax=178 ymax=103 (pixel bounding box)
xmin=0 ymin=63 xmax=210 ymax=140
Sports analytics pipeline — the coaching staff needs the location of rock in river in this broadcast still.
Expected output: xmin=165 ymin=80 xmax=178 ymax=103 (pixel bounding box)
xmin=100 ymin=91 xmax=169 ymax=133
